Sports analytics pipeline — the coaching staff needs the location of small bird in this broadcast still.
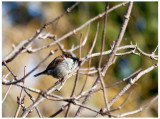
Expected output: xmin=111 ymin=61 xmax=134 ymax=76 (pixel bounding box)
xmin=34 ymin=52 xmax=80 ymax=79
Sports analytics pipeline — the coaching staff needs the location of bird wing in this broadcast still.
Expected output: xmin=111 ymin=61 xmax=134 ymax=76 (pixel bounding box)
xmin=46 ymin=56 xmax=64 ymax=70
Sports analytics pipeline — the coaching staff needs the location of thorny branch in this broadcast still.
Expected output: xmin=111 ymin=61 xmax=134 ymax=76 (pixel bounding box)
xmin=24 ymin=89 xmax=42 ymax=117
xmin=2 ymin=2 xmax=129 ymax=65
xmin=27 ymin=2 xmax=129 ymax=54
xmin=97 ymin=2 xmax=111 ymax=117
xmin=20 ymin=22 xmax=99 ymax=117
xmin=108 ymin=63 xmax=158 ymax=108
xmin=2 ymin=49 xmax=57 ymax=85
xmin=64 ymin=31 xmax=83 ymax=117
xmin=111 ymin=95 xmax=158 ymax=117
xmin=14 ymin=66 xmax=26 ymax=117
xmin=2 ymin=2 xmax=80 ymax=64
xmin=74 ymin=2 xmax=133 ymax=117
xmin=2 ymin=2 xmax=158 ymax=118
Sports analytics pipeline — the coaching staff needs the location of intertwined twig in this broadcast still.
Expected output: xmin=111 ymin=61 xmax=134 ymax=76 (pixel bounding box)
xmin=2 ymin=2 xmax=158 ymax=118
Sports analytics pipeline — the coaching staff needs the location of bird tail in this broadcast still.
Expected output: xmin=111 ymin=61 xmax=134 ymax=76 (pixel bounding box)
xmin=34 ymin=70 xmax=47 ymax=77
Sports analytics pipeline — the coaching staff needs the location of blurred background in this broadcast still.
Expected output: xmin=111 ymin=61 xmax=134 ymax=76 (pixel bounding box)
xmin=2 ymin=2 xmax=158 ymax=117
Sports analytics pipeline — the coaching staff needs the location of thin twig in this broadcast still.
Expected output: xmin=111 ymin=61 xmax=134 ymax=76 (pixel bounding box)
xmin=2 ymin=73 xmax=11 ymax=103
xmin=21 ymin=22 xmax=99 ymax=117
xmin=29 ymin=2 xmax=129 ymax=53
xmin=2 ymin=85 xmax=12 ymax=103
xmin=62 ymin=24 xmax=90 ymax=53
xmin=79 ymin=56 xmax=92 ymax=94
xmin=14 ymin=66 xmax=26 ymax=117
xmin=136 ymin=47 xmax=158 ymax=60
xmin=112 ymin=95 xmax=158 ymax=117
xmin=77 ymin=22 xmax=99 ymax=96
xmin=2 ymin=2 xmax=80 ymax=64
xmin=98 ymin=3 xmax=110 ymax=117
xmin=2 ymin=2 xmax=158 ymax=118
xmin=109 ymin=84 xmax=135 ymax=113
xmin=46 ymin=97 xmax=99 ymax=114
xmin=64 ymin=33 xmax=82 ymax=117
xmin=24 ymin=89 xmax=42 ymax=118
xmin=3 ymin=49 xmax=57 ymax=85
xmin=101 ymin=2 xmax=133 ymax=75
xmin=21 ymin=68 xmax=78 ymax=117
xmin=78 ymin=25 xmax=91 ymax=95
xmin=83 ymin=44 xmax=157 ymax=60
xmin=153 ymin=45 xmax=158 ymax=53
xmin=3 ymin=79 xmax=97 ymax=102
xmin=77 ymin=68 xmax=142 ymax=101
xmin=74 ymin=2 xmax=133 ymax=117
xmin=94 ymin=68 xmax=142 ymax=93
xmin=3 ymin=61 xmax=17 ymax=80
xmin=108 ymin=63 xmax=158 ymax=108
xmin=50 ymin=104 xmax=69 ymax=117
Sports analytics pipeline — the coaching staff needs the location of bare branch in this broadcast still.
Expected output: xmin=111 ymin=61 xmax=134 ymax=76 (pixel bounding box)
xmin=2 ymin=49 xmax=57 ymax=85
xmin=2 ymin=2 xmax=157 ymax=118
xmin=2 ymin=2 xmax=80 ymax=64
xmin=97 ymin=2 xmax=111 ymax=117
xmin=50 ymin=104 xmax=69 ymax=117
xmin=101 ymin=2 xmax=133 ymax=75
xmin=29 ymin=2 xmax=129 ymax=53
xmin=109 ymin=85 xmax=135 ymax=113
xmin=74 ymin=2 xmax=133 ymax=117
xmin=112 ymin=95 xmax=158 ymax=117
xmin=66 ymin=25 xmax=90 ymax=53
xmin=108 ymin=63 xmax=158 ymax=108
xmin=14 ymin=66 xmax=26 ymax=117
xmin=24 ymin=89 xmax=42 ymax=117
xmin=64 ymin=32 xmax=82 ymax=117
xmin=3 ymin=61 xmax=17 ymax=80
xmin=2 ymin=83 xmax=12 ymax=103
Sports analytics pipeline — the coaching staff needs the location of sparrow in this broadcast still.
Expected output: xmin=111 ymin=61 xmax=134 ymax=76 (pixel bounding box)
xmin=34 ymin=52 xmax=80 ymax=79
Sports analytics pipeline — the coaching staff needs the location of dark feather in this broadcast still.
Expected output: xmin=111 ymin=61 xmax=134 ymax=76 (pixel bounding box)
xmin=46 ymin=56 xmax=64 ymax=70
xmin=34 ymin=70 xmax=47 ymax=77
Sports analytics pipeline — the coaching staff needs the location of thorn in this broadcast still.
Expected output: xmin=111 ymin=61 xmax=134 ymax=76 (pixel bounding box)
xmin=12 ymin=44 xmax=16 ymax=49
xmin=72 ymin=44 xmax=75 ymax=49
xmin=129 ymin=78 xmax=134 ymax=85
xmin=36 ymin=29 xmax=40 ymax=33
xmin=98 ymin=14 xmax=103 ymax=18
xmin=67 ymin=8 xmax=71 ymax=12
